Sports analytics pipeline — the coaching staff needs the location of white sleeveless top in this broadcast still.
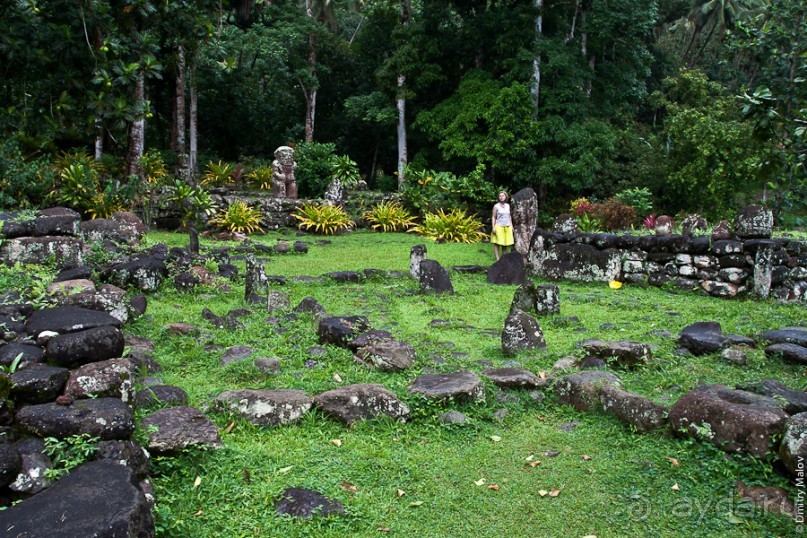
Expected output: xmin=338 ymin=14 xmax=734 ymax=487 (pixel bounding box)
xmin=495 ymin=203 xmax=511 ymax=226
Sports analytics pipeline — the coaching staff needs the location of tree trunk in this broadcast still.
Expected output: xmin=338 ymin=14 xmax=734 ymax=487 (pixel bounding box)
xmin=304 ymin=0 xmax=316 ymax=142
xmin=94 ymin=118 xmax=104 ymax=160
xmin=174 ymin=45 xmax=187 ymax=155
xmin=397 ymin=0 xmax=411 ymax=188
xmin=530 ymin=0 xmax=543 ymax=111
xmin=189 ymin=49 xmax=199 ymax=173
xmin=125 ymin=72 xmax=146 ymax=179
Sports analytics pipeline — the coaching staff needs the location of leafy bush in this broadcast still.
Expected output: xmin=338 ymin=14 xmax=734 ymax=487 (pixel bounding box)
xmin=201 ymin=160 xmax=235 ymax=187
xmin=246 ymin=166 xmax=274 ymax=190
xmin=615 ymin=187 xmax=653 ymax=216
xmin=330 ymin=155 xmax=361 ymax=187
xmin=294 ymin=203 xmax=354 ymax=235
xmin=401 ymin=163 xmax=497 ymax=216
xmin=410 ymin=209 xmax=486 ymax=243
xmin=362 ymin=201 xmax=416 ymax=232
xmin=164 ymin=179 xmax=219 ymax=229
xmin=295 ymin=142 xmax=337 ymax=197
xmin=209 ymin=200 xmax=264 ymax=234
xmin=593 ymin=198 xmax=637 ymax=231
xmin=575 ymin=213 xmax=602 ymax=233
xmin=0 ymin=139 xmax=55 ymax=209
xmin=570 ymin=197 xmax=595 ymax=215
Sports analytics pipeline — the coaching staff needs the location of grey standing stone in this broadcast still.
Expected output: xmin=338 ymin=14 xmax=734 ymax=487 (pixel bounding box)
xmin=752 ymin=240 xmax=774 ymax=297
xmin=780 ymin=413 xmax=807 ymax=475
xmin=501 ymin=309 xmax=546 ymax=356
xmin=734 ymin=205 xmax=773 ymax=239
xmin=419 ymin=259 xmax=454 ymax=294
xmin=188 ymin=228 xmax=199 ymax=254
xmin=510 ymin=282 xmax=559 ymax=316
xmin=487 ymin=252 xmax=526 ymax=285
xmin=410 ymin=244 xmax=427 ymax=280
xmin=244 ymin=254 xmax=268 ymax=299
xmin=511 ymin=188 xmax=538 ymax=256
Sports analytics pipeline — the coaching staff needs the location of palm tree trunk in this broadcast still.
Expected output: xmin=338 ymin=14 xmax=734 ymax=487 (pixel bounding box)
xmin=174 ymin=44 xmax=187 ymax=155
xmin=125 ymin=72 xmax=146 ymax=179
xmin=189 ymin=48 xmax=199 ymax=173
xmin=396 ymin=0 xmax=411 ymax=188
xmin=530 ymin=0 xmax=543 ymax=111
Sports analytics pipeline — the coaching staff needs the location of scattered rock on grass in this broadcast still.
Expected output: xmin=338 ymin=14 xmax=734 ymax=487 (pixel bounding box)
xmin=314 ymin=384 xmax=410 ymax=425
xmin=216 ymin=389 xmax=312 ymax=426
xmin=501 ymin=310 xmax=546 ymax=356
xmin=356 ymin=340 xmax=416 ymax=372
xmin=408 ymin=371 xmax=485 ymax=403
xmin=599 ymin=385 xmax=668 ymax=433
xmin=482 ymin=368 xmax=547 ymax=389
xmin=764 ymin=343 xmax=807 ymax=364
xmin=554 ymin=370 xmax=622 ymax=412
xmin=141 ymin=407 xmax=222 ymax=454
xmin=275 ymin=488 xmax=344 ymax=518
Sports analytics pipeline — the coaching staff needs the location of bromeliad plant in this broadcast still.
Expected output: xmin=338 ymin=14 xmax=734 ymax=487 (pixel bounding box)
xmin=410 ymin=208 xmax=487 ymax=243
xmin=209 ymin=200 xmax=264 ymax=234
xmin=246 ymin=166 xmax=274 ymax=190
xmin=362 ymin=201 xmax=416 ymax=232
xmin=294 ymin=203 xmax=354 ymax=235
xmin=201 ymin=160 xmax=235 ymax=187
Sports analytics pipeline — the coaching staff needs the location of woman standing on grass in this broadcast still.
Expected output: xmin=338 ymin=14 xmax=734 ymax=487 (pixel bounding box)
xmin=491 ymin=191 xmax=514 ymax=261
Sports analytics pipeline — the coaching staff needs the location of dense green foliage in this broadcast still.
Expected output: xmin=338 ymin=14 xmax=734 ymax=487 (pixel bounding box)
xmin=0 ymin=0 xmax=804 ymax=222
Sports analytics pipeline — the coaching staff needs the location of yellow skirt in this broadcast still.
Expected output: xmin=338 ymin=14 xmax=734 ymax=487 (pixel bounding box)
xmin=491 ymin=224 xmax=514 ymax=246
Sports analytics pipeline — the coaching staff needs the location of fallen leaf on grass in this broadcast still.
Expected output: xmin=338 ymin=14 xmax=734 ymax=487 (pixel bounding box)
xmin=488 ymin=484 xmax=500 ymax=491
xmin=526 ymin=461 xmax=542 ymax=468
xmin=223 ymin=421 xmax=235 ymax=434
xmin=341 ymin=481 xmax=358 ymax=492
xmin=672 ymin=483 xmax=680 ymax=491
xmin=474 ymin=478 xmax=486 ymax=486
xmin=193 ymin=476 xmax=201 ymax=488
xmin=242 ymin=470 xmax=251 ymax=483
xmin=666 ymin=457 xmax=680 ymax=467
xmin=549 ymin=488 xmax=561 ymax=497
xmin=331 ymin=439 xmax=342 ymax=447
xmin=377 ymin=527 xmax=391 ymax=533
xmin=539 ymin=371 xmax=547 ymax=379
xmin=333 ymin=373 xmax=343 ymax=383
xmin=396 ymin=489 xmax=406 ymax=497
xmin=490 ymin=435 xmax=502 ymax=442
xmin=278 ymin=466 xmax=293 ymax=474
xmin=581 ymin=455 xmax=592 ymax=461
xmin=408 ymin=501 xmax=424 ymax=507
xmin=538 ymin=490 xmax=548 ymax=497
xmin=192 ymin=510 xmax=203 ymax=517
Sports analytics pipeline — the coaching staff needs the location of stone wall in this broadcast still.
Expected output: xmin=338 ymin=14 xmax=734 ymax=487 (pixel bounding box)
xmin=527 ymin=230 xmax=806 ymax=301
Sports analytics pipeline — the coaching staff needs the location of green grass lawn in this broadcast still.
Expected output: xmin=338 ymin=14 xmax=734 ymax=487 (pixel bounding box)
xmin=131 ymin=230 xmax=804 ymax=537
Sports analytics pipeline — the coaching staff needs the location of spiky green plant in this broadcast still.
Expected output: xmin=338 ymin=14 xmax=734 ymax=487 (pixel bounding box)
xmin=410 ymin=208 xmax=486 ymax=243
xmin=201 ymin=160 xmax=235 ymax=187
xmin=294 ymin=203 xmax=354 ymax=235
xmin=209 ymin=200 xmax=264 ymax=234
xmin=329 ymin=155 xmax=361 ymax=187
xmin=362 ymin=201 xmax=416 ymax=232
xmin=246 ymin=166 xmax=274 ymax=190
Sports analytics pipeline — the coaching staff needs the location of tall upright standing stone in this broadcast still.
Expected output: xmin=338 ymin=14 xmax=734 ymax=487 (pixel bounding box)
xmin=188 ymin=228 xmax=199 ymax=255
xmin=734 ymin=205 xmax=773 ymax=239
xmin=244 ymin=254 xmax=267 ymax=300
xmin=753 ymin=240 xmax=774 ymax=298
xmin=511 ymin=188 xmax=538 ymax=256
xmin=410 ymin=244 xmax=427 ymax=280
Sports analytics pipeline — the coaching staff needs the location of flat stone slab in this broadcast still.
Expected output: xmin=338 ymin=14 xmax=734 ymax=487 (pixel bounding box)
xmin=17 ymin=398 xmax=135 ymax=441
xmin=579 ymin=339 xmax=651 ymax=368
xmin=26 ymin=305 xmax=122 ymax=336
xmin=762 ymin=327 xmax=807 ymax=348
xmin=765 ymin=343 xmax=807 ymax=364
xmin=482 ymin=368 xmax=547 ymax=389
xmin=318 ymin=316 xmax=372 ymax=348
xmin=135 ymin=385 xmax=189 ymax=407
xmin=356 ymin=340 xmax=416 ymax=372
xmin=669 ymin=384 xmax=788 ymax=457
xmin=10 ymin=364 xmax=70 ymax=404
xmin=141 ymin=406 xmax=222 ymax=454
xmin=221 ymin=345 xmax=254 ymax=366
xmin=314 ymin=384 xmax=410 ymax=425
xmin=678 ymin=322 xmax=728 ymax=355
xmin=45 ymin=325 xmax=125 ymax=367
xmin=736 ymin=379 xmax=807 ymax=415
xmin=600 ymin=385 xmax=668 ymax=433
xmin=216 ymin=389 xmax=312 ymax=426
xmin=0 ymin=460 xmax=154 ymax=537
xmin=554 ymin=370 xmax=622 ymax=412
xmin=408 ymin=371 xmax=485 ymax=403
xmin=275 ymin=488 xmax=344 ymax=518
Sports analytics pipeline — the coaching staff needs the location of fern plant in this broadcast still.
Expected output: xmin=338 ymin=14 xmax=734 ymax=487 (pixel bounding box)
xmin=410 ymin=209 xmax=486 ymax=243
xmin=246 ymin=166 xmax=274 ymax=190
xmin=201 ymin=160 xmax=235 ymax=187
xmin=362 ymin=201 xmax=416 ymax=232
xmin=294 ymin=203 xmax=354 ymax=235
xmin=209 ymin=200 xmax=264 ymax=234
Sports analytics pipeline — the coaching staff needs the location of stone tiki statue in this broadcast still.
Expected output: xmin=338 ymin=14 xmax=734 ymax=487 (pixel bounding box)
xmin=271 ymin=146 xmax=298 ymax=198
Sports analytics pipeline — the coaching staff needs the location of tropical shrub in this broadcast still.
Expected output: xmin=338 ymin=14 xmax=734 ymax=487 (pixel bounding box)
xmin=329 ymin=155 xmax=361 ymax=187
xmin=164 ymin=179 xmax=218 ymax=229
xmin=362 ymin=201 xmax=416 ymax=232
xmin=209 ymin=200 xmax=264 ymax=234
xmin=615 ymin=187 xmax=653 ymax=216
xmin=575 ymin=213 xmax=602 ymax=233
xmin=0 ymin=139 xmax=55 ymax=209
xmin=247 ymin=166 xmax=274 ymax=190
xmin=570 ymin=197 xmax=595 ymax=215
xmin=592 ymin=198 xmax=637 ymax=231
xmin=294 ymin=203 xmax=354 ymax=235
xmin=201 ymin=160 xmax=235 ymax=187
xmin=410 ymin=209 xmax=486 ymax=243
xmin=401 ymin=163 xmax=497 ymax=216
xmin=295 ymin=141 xmax=337 ymax=197
xmin=139 ymin=151 xmax=170 ymax=185
xmin=52 ymin=151 xmax=135 ymax=218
